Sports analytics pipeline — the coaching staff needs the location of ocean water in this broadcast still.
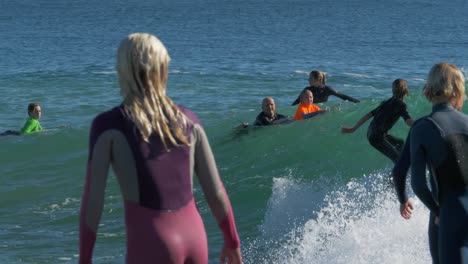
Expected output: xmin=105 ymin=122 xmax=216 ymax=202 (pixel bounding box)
xmin=1 ymin=0 xmax=468 ymax=263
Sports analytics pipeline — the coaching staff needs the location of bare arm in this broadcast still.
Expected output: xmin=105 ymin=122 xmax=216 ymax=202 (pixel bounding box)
xmin=341 ymin=112 xmax=372 ymax=133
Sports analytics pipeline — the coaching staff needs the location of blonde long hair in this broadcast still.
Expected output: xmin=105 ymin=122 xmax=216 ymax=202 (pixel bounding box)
xmin=116 ymin=33 xmax=190 ymax=147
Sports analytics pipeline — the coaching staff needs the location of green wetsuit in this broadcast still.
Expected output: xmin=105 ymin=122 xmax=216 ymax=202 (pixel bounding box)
xmin=20 ymin=117 xmax=42 ymax=134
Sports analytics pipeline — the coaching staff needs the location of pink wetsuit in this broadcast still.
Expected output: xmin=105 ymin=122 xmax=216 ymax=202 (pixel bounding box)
xmin=79 ymin=105 xmax=240 ymax=263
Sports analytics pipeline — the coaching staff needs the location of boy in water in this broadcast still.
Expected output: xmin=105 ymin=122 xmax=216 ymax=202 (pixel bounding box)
xmin=1 ymin=103 xmax=43 ymax=136
xmin=21 ymin=103 xmax=43 ymax=134
xmin=293 ymin=89 xmax=326 ymax=120
xmin=341 ymin=79 xmax=414 ymax=162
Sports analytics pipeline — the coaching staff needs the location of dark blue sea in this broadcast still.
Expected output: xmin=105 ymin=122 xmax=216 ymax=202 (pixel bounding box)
xmin=1 ymin=0 xmax=467 ymax=263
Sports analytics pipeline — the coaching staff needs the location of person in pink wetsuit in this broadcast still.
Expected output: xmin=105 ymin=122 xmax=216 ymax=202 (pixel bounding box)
xmin=79 ymin=33 xmax=242 ymax=264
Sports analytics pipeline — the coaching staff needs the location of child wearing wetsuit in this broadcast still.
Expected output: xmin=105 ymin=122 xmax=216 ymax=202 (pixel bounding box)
xmin=293 ymin=89 xmax=326 ymax=121
xmin=21 ymin=103 xmax=43 ymax=134
xmin=341 ymin=79 xmax=414 ymax=163
xmin=0 ymin=103 xmax=43 ymax=136
xmin=291 ymin=70 xmax=360 ymax=105
xmin=79 ymin=33 xmax=242 ymax=264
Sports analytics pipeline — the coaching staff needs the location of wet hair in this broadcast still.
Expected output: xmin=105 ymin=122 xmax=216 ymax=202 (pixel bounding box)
xmin=392 ymin=79 xmax=409 ymax=99
xmin=27 ymin=103 xmax=40 ymax=115
xmin=309 ymin=70 xmax=325 ymax=85
xmin=423 ymin=62 xmax=466 ymax=103
xmin=116 ymin=33 xmax=190 ymax=147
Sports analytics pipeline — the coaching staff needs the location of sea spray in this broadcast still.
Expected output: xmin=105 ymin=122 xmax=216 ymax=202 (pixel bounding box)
xmin=244 ymin=171 xmax=431 ymax=264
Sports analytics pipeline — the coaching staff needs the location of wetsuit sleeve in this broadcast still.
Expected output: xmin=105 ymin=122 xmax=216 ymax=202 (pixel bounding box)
xmin=302 ymin=105 xmax=324 ymax=119
xmin=79 ymin=118 xmax=112 ymax=263
xmin=253 ymin=118 xmax=261 ymax=126
xmin=393 ymin=133 xmax=410 ymax=204
xmin=292 ymin=86 xmax=310 ymax=106
xmin=410 ymin=121 xmax=440 ymax=216
xmin=399 ymin=103 xmax=412 ymax=121
xmin=193 ymin=124 xmax=240 ymax=248
xmin=277 ymin=113 xmax=286 ymax=119
xmin=20 ymin=118 xmax=36 ymax=134
xmin=254 ymin=113 xmax=269 ymax=126
xmin=327 ymin=86 xmax=360 ymax=103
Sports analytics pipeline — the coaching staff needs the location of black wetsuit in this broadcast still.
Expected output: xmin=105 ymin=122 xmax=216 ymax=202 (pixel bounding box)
xmin=291 ymin=85 xmax=360 ymax=105
xmin=410 ymin=103 xmax=468 ymax=264
xmin=253 ymin=112 xmax=287 ymax=126
xmin=393 ymin=136 xmax=440 ymax=263
xmin=367 ymin=97 xmax=411 ymax=163
xmin=0 ymin=130 xmax=20 ymax=136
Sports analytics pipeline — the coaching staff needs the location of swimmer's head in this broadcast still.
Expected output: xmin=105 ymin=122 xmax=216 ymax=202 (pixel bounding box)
xmin=262 ymin=97 xmax=276 ymax=118
xmin=423 ymin=62 xmax=465 ymax=109
xmin=116 ymin=33 xmax=189 ymax=146
xmin=300 ymin=89 xmax=314 ymax=105
xmin=117 ymin=33 xmax=170 ymax=100
xmin=392 ymin=79 xmax=409 ymax=99
xmin=27 ymin=103 xmax=41 ymax=119
xmin=309 ymin=70 xmax=325 ymax=86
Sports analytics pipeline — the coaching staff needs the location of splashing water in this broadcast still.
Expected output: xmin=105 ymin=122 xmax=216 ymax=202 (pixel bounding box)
xmin=245 ymin=171 xmax=432 ymax=264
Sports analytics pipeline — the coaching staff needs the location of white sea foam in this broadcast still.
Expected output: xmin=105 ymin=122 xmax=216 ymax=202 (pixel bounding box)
xmin=294 ymin=70 xmax=310 ymax=75
xmin=92 ymin=71 xmax=116 ymax=75
xmin=246 ymin=172 xmax=431 ymax=264
xmin=342 ymin=72 xmax=373 ymax=78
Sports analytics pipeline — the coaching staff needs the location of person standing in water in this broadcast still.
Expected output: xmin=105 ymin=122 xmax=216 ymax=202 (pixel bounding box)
xmin=291 ymin=70 xmax=360 ymax=105
xmin=409 ymin=62 xmax=467 ymax=264
xmin=392 ymin=136 xmax=443 ymax=263
xmin=341 ymin=79 xmax=414 ymax=163
xmin=79 ymin=33 xmax=242 ymax=264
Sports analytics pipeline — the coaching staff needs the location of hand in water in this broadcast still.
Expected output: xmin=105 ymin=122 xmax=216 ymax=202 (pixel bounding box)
xmin=341 ymin=125 xmax=354 ymax=133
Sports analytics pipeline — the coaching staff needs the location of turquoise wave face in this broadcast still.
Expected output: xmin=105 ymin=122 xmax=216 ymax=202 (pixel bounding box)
xmin=1 ymin=0 xmax=468 ymax=262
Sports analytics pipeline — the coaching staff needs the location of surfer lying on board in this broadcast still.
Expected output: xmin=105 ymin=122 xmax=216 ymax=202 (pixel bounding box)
xmin=1 ymin=103 xmax=43 ymax=136
xmin=291 ymin=70 xmax=360 ymax=106
xmin=341 ymin=79 xmax=414 ymax=163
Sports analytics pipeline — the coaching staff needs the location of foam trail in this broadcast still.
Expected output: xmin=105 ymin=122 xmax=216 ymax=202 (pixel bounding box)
xmin=245 ymin=172 xmax=432 ymax=264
